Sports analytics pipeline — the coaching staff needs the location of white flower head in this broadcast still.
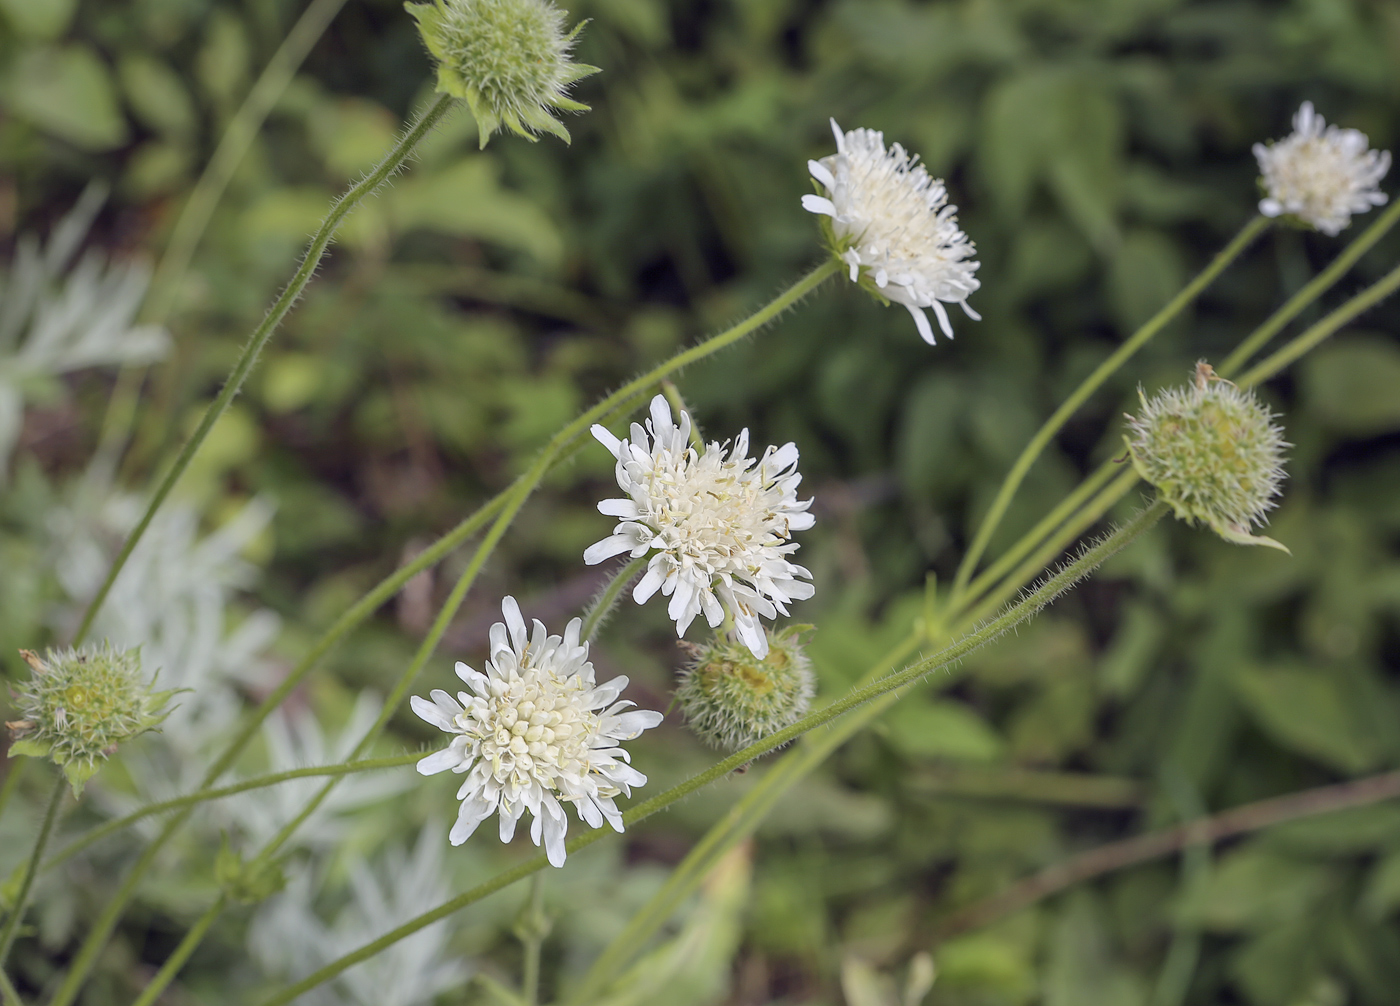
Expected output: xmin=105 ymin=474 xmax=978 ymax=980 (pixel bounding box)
xmin=802 ymin=118 xmax=981 ymax=344
xmin=584 ymin=395 xmax=815 ymax=658
xmin=411 ymin=597 xmax=662 ymax=867
xmin=1253 ymin=101 xmax=1391 ymax=236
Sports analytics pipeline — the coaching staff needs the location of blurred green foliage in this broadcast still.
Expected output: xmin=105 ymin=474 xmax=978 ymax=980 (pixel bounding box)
xmin=2 ymin=0 xmax=1400 ymax=1004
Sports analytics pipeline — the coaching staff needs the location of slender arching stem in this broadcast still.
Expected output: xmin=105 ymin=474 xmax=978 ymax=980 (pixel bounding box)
xmin=117 ymin=261 xmax=841 ymax=1006
xmin=70 ymin=91 xmax=457 ymax=649
xmin=581 ymin=556 xmax=648 ymax=642
xmin=948 ymin=216 xmax=1269 ymax=603
xmin=35 ymin=754 xmax=418 ymax=875
xmin=1236 ymin=261 xmax=1400 ymax=388
xmin=127 ymin=898 xmax=225 ymax=1006
xmin=1218 ymin=198 xmax=1400 ymax=376
xmin=253 ymin=503 xmax=1166 ymax=1006
xmin=0 ymin=777 xmax=65 ymax=967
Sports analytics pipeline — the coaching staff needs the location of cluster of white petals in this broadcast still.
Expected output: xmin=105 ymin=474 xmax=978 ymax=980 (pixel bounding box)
xmin=1253 ymin=101 xmax=1391 ymax=236
xmin=411 ymin=597 xmax=662 ymax=866
xmin=585 ymin=396 xmax=814 ymax=659
xmin=802 ymin=118 xmax=980 ymax=344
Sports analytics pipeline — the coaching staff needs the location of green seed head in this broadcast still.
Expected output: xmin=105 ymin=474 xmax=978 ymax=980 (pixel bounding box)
xmin=1124 ymin=362 xmax=1290 ymax=552
xmin=676 ymin=626 xmax=815 ymax=754
xmin=6 ymin=644 xmax=174 ymax=794
xmin=405 ymin=0 xmax=599 ymax=147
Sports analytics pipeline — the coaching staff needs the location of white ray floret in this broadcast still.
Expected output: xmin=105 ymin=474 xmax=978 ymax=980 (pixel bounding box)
xmin=584 ymin=395 xmax=815 ymax=659
xmin=1253 ymin=101 xmax=1391 ymax=236
xmin=411 ymin=597 xmax=662 ymax=867
xmin=802 ymin=118 xmax=980 ymax=344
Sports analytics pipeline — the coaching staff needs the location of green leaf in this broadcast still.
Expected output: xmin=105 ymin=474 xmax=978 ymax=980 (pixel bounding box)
xmin=1361 ymin=850 xmax=1400 ymax=919
xmin=0 ymin=0 xmax=77 ymax=40
xmin=6 ymin=738 xmax=53 ymax=760
xmin=1108 ymin=229 xmax=1185 ymax=332
xmin=61 ymin=758 xmax=99 ymax=796
xmin=935 ymin=933 xmax=1035 ymax=1003
xmin=1174 ymin=845 xmax=1333 ymax=932
xmin=1300 ymin=336 xmax=1400 ymax=436
xmin=195 ymin=9 xmax=250 ymax=104
xmin=883 ymin=699 xmax=1004 ymax=762
xmin=118 ymin=53 xmax=195 ymax=137
xmin=3 ymin=45 xmax=130 ymax=151
xmin=1232 ymin=663 xmax=1385 ymax=774
xmin=389 ymin=158 xmax=564 ymax=264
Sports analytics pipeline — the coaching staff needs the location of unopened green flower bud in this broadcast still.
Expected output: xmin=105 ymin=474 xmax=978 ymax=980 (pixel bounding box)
xmin=1124 ymin=362 xmax=1290 ymax=552
xmin=406 ymin=0 xmax=599 ymax=147
xmin=6 ymin=644 xmax=173 ymax=794
xmin=676 ymin=626 xmax=815 ymax=753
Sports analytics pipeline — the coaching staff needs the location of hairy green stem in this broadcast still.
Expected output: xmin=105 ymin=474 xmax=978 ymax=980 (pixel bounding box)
xmin=0 ymin=966 xmax=24 ymax=1006
xmin=0 ymin=777 xmax=64 ymax=967
xmin=38 ymin=754 xmax=418 ymax=875
xmin=1219 ymin=198 xmax=1400 ymax=376
xmin=581 ymin=556 xmax=648 ymax=642
xmin=518 ymin=873 xmax=547 ymax=1006
xmin=141 ymin=0 xmax=350 ymax=325
xmin=92 ymin=0 xmax=349 ymax=480
xmin=256 ymin=502 xmax=1165 ymax=1006
xmin=949 ymin=216 xmax=1268 ymax=602
xmin=1236 ymin=261 xmax=1400 ymax=388
xmin=128 ymin=897 xmax=225 ymax=1006
xmin=71 ymin=91 xmax=456 ymax=648
xmin=569 ymin=628 xmax=924 ymax=1003
xmin=123 ymin=260 xmax=841 ymax=1003
xmin=0 ymin=761 xmax=25 ymax=827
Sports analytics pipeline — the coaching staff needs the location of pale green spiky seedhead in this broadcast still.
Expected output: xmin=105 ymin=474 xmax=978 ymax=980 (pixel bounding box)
xmin=1124 ymin=362 xmax=1290 ymax=553
xmin=6 ymin=644 xmax=174 ymax=794
xmin=676 ymin=626 xmax=815 ymax=754
xmin=405 ymin=0 xmax=599 ymax=148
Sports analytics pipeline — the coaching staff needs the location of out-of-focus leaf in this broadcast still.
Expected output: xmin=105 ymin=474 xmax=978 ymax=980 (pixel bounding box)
xmin=1261 ymin=804 xmax=1400 ymax=856
xmin=389 ymin=159 xmax=565 ymax=264
xmin=935 ymin=932 xmax=1035 ymax=1004
xmin=2 ymin=45 xmax=130 ymax=150
xmin=1174 ymin=845 xmax=1334 ymax=932
xmin=1006 ymin=217 xmax=1094 ymax=300
xmin=1300 ymin=336 xmax=1400 ymax=436
xmin=1232 ymin=664 xmax=1386 ymax=774
xmin=883 ymin=698 xmax=1004 ymax=762
xmin=980 ymin=69 xmax=1060 ymax=220
xmin=1098 ymin=599 xmax=1163 ymax=697
xmin=124 ymin=139 xmax=192 ymax=197
xmin=591 ymin=843 xmax=751 ymax=1006
xmin=1108 ymin=229 xmax=1185 ymax=332
xmin=306 ymin=98 xmax=398 ymax=179
xmin=119 ymin=53 xmax=195 ymax=137
xmin=196 ymin=8 xmax=250 ymax=105
xmin=1229 ymin=919 xmax=1329 ymax=1006
xmin=0 ymin=0 xmax=76 ymax=40
xmin=1046 ymin=76 xmax=1123 ymax=253
xmin=1361 ymin=850 xmax=1400 ymax=920
xmin=1044 ymin=892 xmax=1146 ymax=1006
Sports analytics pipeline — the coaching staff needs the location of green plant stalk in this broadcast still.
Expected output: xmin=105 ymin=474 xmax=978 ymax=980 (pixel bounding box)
xmin=256 ymin=502 xmax=1166 ymax=1006
xmin=580 ymin=240 xmax=1400 ymax=997
xmin=71 ymin=90 xmax=457 ymax=649
xmin=46 ymin=485 xmax=504 ymax=1006
xmin=958 ymin=457 xmax=1120 ymax=613
xmin=123 ymin=261 xmax=842 ymax=1005
xmin=569 ymin=627 xmax=924 ymax=1003
xmin=0 ymin=965 xmax=24 ymax=1006
xmin=38 ymin=754 xmax=419 ymax=875
xmin=128 ymin=897 xmax=225 ymax=1006
xmin=948 ymin=215 xmax=1269 ymax=602
xmin=0 ymin=761 xmax=25 ymax=827
xmin=1236 ymin=261 xmax=1400 ymax=388
xmin=92 ymin=0 xmax=350 ymax=483
xmin=581 ymin=556 xmax=648 ymax=642
xmin=58 ymin=259 xmax=839 ymax=1006
xmin=140 ymin=0 xmax=350 ymax=326
xmin=0 ymin=778 xmax=64 ymax=967
xmin=1219 ymin=198 xmax=1400 ymax=376
xmin=519 ymin=873 xmax=546 ymax=1006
